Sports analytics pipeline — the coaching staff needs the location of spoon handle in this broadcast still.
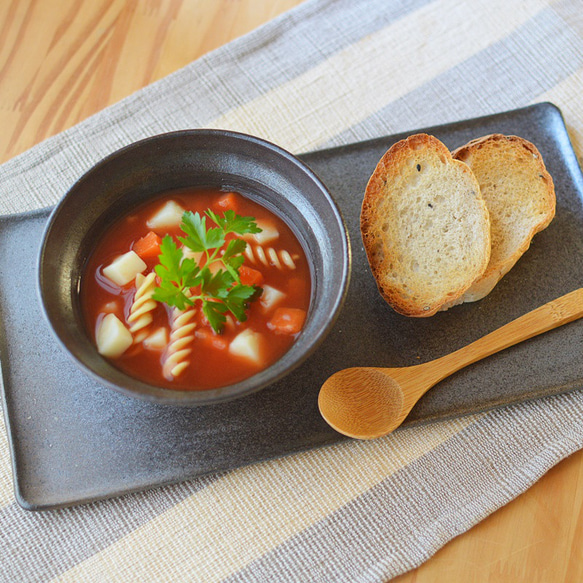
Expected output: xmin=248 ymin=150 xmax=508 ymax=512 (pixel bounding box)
xmin=428 ymin=288 xmax=583 ymax=384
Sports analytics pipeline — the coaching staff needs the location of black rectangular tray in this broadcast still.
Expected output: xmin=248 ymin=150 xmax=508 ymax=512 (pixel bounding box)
xmin=1 ymin=103 xmax=582 ymax=510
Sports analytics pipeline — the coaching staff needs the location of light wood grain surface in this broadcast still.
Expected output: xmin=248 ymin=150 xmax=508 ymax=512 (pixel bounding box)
xmin=1 ymin=1 xmax=582 ymax=581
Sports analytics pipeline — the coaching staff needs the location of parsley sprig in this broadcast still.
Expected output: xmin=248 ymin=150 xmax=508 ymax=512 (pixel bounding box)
xmin=152 ymin=209 xmax=262 ymax=333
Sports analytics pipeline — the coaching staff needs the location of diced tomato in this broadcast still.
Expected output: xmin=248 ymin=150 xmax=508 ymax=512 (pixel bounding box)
xmin=239 ymin=265 xmax=264 ymax=286
xmin=132 ymin=231 xmax=162 ymax=260
xmin=267 ymin=308 xmax=306 ymax=335
xmin=214 ymin=192 xmax=240 ymax=213
xmin=195 ymin=327 xmax=228 ymax=350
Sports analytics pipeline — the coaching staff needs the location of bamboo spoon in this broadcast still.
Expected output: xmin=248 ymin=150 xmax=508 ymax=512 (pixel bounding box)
xmin=318 ymin=288 xmax=583 ymax=440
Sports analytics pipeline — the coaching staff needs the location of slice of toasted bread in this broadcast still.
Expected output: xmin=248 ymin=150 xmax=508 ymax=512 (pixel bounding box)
xmin=452 ymin=134 xmax=555 ymax=302
xmin=360 ymin=133 xmax=491 ymax=317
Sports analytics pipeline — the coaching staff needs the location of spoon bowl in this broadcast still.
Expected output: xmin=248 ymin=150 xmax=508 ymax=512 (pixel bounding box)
xmin=318 ymin=368 xmax=405 ymax=439
xmin=319 ymin=288 xmax=583 ymax=439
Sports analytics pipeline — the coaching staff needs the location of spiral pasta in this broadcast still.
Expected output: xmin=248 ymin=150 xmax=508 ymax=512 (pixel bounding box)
xmin=163 ymin=302 xmax=197 ymax=380
xmin=244 ymin=244 xmax=298 ymax=270
xmin=128 ymin=272 xmax=157 ymax=343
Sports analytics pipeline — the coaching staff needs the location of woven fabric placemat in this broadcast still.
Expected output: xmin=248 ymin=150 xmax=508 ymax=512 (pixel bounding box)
xmin=1 ymin=0 xmax=583 ymax=581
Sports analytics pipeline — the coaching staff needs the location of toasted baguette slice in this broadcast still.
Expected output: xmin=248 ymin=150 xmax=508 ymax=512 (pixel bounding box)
xmin=360 ymin=133 xmax=490 ymax=317
xmin=452 ymin=134 xmax=555 ymax=302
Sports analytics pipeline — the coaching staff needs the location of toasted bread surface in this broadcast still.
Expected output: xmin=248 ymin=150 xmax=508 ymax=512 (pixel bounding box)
xmin=453 ymin=134 xmax=555 ymax=302
xmin=360 ymin=134 xmax=491 ymax=317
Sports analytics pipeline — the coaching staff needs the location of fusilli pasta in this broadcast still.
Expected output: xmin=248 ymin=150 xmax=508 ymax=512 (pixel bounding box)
xmin=163 ymin=302 xmax=197 ymax=380
xmin=128 ymin=272 xmax=157 ymax=343
xmin=244 ymin=245 xmax=298 ymax=270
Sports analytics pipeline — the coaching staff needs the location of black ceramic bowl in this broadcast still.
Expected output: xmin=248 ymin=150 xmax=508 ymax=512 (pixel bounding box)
xmin=38 ymin=130 xmax=350 ymax=405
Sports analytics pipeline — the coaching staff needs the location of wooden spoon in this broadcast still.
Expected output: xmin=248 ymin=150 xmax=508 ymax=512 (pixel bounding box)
xmin=318 ymin=288 xmax=583 ymax=440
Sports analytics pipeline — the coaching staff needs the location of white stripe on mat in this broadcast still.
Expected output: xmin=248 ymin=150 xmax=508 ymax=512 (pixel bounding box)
xmin=205 ymin=0 xmax=548 ymax=153
xmin=52 ymin=415 xmax=479 ymax=583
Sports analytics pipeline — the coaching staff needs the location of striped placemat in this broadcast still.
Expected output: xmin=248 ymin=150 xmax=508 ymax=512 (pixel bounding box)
xmin=1 ymin=0 xmax=583 ymax=581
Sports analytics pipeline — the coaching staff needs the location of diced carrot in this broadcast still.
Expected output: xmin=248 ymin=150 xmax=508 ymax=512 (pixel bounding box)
xmin=214 ymin=192 xmax=240 ymax=213
xmin=133 ymin=231 xmax=162 ymax=260
xmin=195 ymin=327 xmax=228 ymax=350
xmin=239 ymin=265 xmax=264 ymax=286
xmin=267 ymin=308 xmax=306 ymax=335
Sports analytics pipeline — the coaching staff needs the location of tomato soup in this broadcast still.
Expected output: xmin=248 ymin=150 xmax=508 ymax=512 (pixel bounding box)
xmin=81 ymin=189 xmax=311 ymax=390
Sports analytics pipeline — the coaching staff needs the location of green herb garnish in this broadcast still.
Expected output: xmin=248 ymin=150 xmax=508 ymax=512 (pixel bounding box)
xmin=152 ymin=210 xmax=262 ymax=332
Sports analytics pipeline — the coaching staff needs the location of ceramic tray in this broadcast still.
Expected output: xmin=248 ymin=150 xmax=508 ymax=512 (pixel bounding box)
xmin=1 ymin=103 xmax=582 ymax=511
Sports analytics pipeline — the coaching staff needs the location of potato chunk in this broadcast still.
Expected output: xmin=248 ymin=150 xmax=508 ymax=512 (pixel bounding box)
xmin=143 ymin=327 xmax=169 ymax=351
xmin=182 ymin=247 xmax=203 ymax=264
xmin=146 ymin=200 xmax=185 ymax=230
xmin=229 ymin=329 xmax=263 ymax=365
xmin=102 ymin=251 xmax=146 ymax=286
xmin=260 ymin=285 xmax=285 ymax=311
xmin=96 ymin=314 xmax=133 ymax=358
xmin=248 ymin=219 xmax=279 ymax=245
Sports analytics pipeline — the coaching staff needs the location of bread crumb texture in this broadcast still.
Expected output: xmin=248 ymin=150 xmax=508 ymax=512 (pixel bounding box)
xmin=361 ymin=134 xmax=490 ymax=317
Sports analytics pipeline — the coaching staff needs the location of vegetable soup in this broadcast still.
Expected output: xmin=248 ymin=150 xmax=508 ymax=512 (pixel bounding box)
xmin=81 ymin=189 xmax=311 ymax=390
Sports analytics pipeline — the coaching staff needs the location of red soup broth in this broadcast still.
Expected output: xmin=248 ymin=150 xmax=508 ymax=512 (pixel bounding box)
xmin=81 ymin=189 xmax=311 ymax=390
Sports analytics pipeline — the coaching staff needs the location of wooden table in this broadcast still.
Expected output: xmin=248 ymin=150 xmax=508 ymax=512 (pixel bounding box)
xmin=1 ymin=1 xmax=581 ymax=580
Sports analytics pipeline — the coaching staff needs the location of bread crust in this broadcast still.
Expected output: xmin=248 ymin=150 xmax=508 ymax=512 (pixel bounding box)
xmin=361 ymin=134 xmax=491 ymax=317
xmin=452 ymin=134 xmax=555 ymax=302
